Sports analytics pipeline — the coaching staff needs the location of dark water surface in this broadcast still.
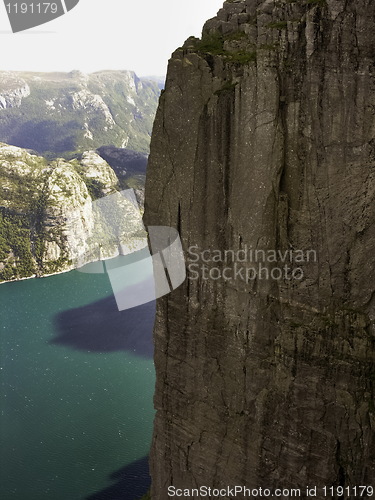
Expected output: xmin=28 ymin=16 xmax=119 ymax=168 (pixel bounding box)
xmin=0 ymin=262 xmax=156 ymax=499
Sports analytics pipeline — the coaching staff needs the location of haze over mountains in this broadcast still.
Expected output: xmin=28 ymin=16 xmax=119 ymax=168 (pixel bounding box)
xmin=0 ymin=70 xmax=161 ymax=157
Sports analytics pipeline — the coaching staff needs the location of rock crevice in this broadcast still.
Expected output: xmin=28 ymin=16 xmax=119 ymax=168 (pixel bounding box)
xmin=144 ymin=0 xmax=375 ymax=496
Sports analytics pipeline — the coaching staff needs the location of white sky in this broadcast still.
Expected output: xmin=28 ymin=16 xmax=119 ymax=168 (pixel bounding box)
xmin=0 ymin=0 xmax=224 ymax=76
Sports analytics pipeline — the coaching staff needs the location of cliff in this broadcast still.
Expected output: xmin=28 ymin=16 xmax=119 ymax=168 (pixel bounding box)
xmin=144 ymin=0 xmax=375 ymax=496
xmin=0 ymin=73 xmax=30 ymax=109
xmin=0 ymin=143 xmax=145 ymax=281
xmin=0 ymin=70 xmax=160 ymax=156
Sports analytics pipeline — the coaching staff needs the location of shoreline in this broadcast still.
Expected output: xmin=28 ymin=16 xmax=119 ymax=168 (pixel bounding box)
xmin=0 ymin=241 xmax=150 ymax=286
xmin=0 ymin=267 xmax=74 ymax=285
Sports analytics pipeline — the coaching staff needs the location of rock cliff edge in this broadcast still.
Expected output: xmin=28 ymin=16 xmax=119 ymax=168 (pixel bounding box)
xmin=144 ymin=0 xmax=375 ymax=496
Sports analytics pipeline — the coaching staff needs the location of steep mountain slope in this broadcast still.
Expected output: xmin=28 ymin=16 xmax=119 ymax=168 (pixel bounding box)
xmin=144 ymin=0 xmax=375 ymax=496
xmin=0 ymin=143 xmax=145 ymax=281
xmin=96 ymin=145 xmax=147 ymax=184
xmin=0 ymin=70 xmax=160 ymax=156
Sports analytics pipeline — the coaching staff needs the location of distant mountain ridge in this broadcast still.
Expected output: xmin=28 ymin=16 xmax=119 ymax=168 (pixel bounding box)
xmin=141 ymin=76 xmax=165 ymax=90
xmin=0 ymin=70 xmax=160 ymax=157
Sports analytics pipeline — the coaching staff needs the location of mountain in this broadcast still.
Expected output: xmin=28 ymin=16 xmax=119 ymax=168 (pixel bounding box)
xmin=0 ymin=70 xmax=160 ymax=157
xmin=0 ymin=143 xmax=145 ymax=281
xmin=141 ymin=76 xmax=165 ymax=90
xmin=144 ymin=0 xmax=375 ymax=496
xmin=96 ymin=145 xmax=148 ymax=205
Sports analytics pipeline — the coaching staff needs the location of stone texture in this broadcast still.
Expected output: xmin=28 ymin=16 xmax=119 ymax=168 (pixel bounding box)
xmin=0 ymin=73 xmax=30 ymax=109
xmin=0 ymin=144 xmax=145 ymax=280
xmin=144 ymin=0 xmax=375 ymax=497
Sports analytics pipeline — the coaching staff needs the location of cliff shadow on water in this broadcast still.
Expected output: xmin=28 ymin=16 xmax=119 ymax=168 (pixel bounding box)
xmin=51 ymin=296 xmax=155 ymax=359
xmin=85 ymin=456 xmax=151 ymax=500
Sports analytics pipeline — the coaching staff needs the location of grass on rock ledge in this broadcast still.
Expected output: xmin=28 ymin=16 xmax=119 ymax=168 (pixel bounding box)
xmin=194 ymin=32 xmax=257 ymax=65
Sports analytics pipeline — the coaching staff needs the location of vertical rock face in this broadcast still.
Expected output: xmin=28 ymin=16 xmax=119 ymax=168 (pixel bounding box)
xmin=144 ymin=0 xmax=375 ymax=496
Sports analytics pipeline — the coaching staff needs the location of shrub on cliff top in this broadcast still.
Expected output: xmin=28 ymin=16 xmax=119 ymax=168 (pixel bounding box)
xmin=195 ymin=32 xmax=256 ymax=65
xmin=195 ymin=32 xmax=226 ymax=55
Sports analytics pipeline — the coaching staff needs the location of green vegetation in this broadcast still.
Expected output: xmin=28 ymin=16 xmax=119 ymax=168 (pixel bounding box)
xmin=215 ymin=81 xmax=239 ymax=96
xmin=32 ymin=190 xmax=49 ymax=268
xmin=0 ymin=147 xmax=88 ymax=281
xmin=231 ymin=51 xmax=257 ymax=64
xmin=43 ymin=255 xmax=72 ymax=275
xmin=267 ymin=21 xmax=288 ymax=29
xmin=224 ymin=31 xmax=248 ymax=42
xmin=0 ymin=71 xmax=160 ymax=157
xmin=125 ymin=174 xmax=146 ymax=191
xmin=69 ymin=157 xmax=116 ymax=200
xmin=81 ymin=177 xmax=104 ymax=199
xmin=194 ymin=32 xmax=257 ymax=65
xmin=71 ymin=167 xmax=104 ymax=199
xmin=0 ymin=213 xmax=36 ymax=280
xmin=195 ymin=32 xmax=226 ymax=55
xmin=277 ymin=0 xmax=326 ymax=4
xmin=0 ymin=148 xmax=55 ymax=280
xmin=0 ymin=143 xmax=146 ymax=281
xmin=306 ymin=0 xmax=326 ymax=5
xmin=0 ymin=173 xmax=69 ymax=281
xmin=138 ymin=492 xmax=151 ymax=500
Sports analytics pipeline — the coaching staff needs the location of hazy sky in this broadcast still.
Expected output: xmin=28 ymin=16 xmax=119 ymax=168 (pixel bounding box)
xmin=0 ymin=0 xmax=224 ymax=76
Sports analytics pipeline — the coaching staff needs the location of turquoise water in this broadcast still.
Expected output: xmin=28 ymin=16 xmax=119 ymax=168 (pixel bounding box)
xmin=0 ymin=259 xmax=156 ymax=499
